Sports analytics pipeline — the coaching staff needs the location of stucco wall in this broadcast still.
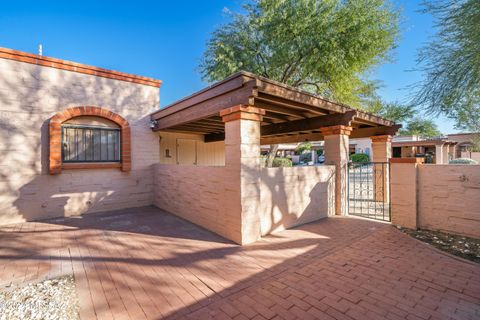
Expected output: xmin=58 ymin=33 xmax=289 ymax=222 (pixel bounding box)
xmin=259 ymin=166 xmax=335 ymax=235
xmin=153 ymin=164 xmax=241 ymax=242
xmin=418 ymin=165 xmax=480 ymax=238
xmin=0 ymin=58 xmax=160 ymax=225
xmin=153 ymin=163 xmax=335 ymax=242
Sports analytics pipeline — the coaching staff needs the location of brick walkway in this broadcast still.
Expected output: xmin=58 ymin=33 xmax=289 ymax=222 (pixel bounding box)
xmin=0 ymin=206 xmax=479 ymax=320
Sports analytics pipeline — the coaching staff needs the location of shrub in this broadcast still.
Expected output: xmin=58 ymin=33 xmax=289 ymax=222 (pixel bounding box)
xmin=350 ymin=153 xmax=370 ymax=163
xmin=272 ymin=157 xmax=293 ymax=167
xmin=449 ymin=158 xmax=478 ymax=165
xmin=295 ymin=142 xmax=312 ymax=155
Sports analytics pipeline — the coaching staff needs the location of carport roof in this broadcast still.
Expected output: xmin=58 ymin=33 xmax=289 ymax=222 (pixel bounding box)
xmin=150 ymin=71 xmax=400 ymax=144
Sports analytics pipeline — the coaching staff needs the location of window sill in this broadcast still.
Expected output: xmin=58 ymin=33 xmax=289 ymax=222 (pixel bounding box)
xmin=61 ymin=162 xmax=122 ymax=170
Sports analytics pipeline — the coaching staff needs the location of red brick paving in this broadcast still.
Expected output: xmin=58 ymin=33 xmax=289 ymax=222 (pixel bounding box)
xmin=0 ymin=206 xmax=478 ymax=319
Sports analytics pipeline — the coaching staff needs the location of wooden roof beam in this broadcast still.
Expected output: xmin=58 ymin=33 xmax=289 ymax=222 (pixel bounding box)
xmin=261 ymin=111 xmax=356 ymax=136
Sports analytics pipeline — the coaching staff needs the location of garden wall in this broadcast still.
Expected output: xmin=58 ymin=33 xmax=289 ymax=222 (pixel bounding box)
xmin=391 ymin=160 xmax=480 ymax=238
xmin=153 ymin=163 xmax=336 ymax=243
xmin=418 ymin=165 xmax=480 ymax=238
xmin=0 ymin=51 xmax=160 ymax=225
xmin=259 ymin=166 xmax=335 ymax=235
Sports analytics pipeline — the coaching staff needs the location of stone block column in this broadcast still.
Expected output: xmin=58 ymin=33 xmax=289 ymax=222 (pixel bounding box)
xmin=220 ymin=105 xmax=265 ymax=245
xmin=370 ymin=135 xmax=392 ymax=203
xmin=390 ymin=158 xmax=423 ymax=229
xmin=435 ymin=143 xmax=444 ymax=164
xmin=443 ymin=144 xmax=450 ymax=164
xmin=320 ymin=125 xmax=352 ymax=216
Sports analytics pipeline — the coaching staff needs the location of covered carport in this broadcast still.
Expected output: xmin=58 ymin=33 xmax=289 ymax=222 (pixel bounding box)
xmin=150 ymin=71 xmax=399 ymax=244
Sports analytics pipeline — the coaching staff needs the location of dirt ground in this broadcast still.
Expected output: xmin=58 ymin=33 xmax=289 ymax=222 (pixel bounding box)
xmin=398 ymin=227 xmax=480 ymax=263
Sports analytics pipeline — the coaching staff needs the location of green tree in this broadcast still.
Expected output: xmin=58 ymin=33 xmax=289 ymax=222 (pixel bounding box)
xmin=413 ymin=0 xmax=480 ymax=132
xmin=400 ymin=118 xmax=442 ymax=138
xmin=367 ymin=101 xmax=414 ymax=123
xmin=200 ymin=0 xmax=400 ymax=108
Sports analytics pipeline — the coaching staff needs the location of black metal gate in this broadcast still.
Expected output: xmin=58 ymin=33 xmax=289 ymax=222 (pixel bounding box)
xmin=348 ymin=162 xmax=390 ymax=221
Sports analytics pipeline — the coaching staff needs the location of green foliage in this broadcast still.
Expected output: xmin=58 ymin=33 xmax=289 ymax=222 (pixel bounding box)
xmin=295 ymin=142 xmax=312 ymax=155
xmin=350 ymin=153 xmax=370 ymax=163
xmin=367 ymin=101 xmax=415 ymax=123
xmin=200 ymin=0 xmax=400 ymax=108
xmin=399 ymin=118 xmax=442 ymax=138
xmin=449 ymin=158 xmax=478 ymax=165
xmin=413 ymin=0 xmax=480 ymax=132
xmin=272 ymin=157 xmax=293 ymax=167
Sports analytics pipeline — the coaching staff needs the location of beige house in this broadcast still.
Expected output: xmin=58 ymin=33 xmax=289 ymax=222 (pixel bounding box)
xmin=0 ymin=47 xmax=400 ymax=244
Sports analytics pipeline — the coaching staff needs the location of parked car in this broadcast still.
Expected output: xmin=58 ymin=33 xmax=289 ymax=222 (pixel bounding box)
xmin=318 ymin=155 xmax=325 ymax=163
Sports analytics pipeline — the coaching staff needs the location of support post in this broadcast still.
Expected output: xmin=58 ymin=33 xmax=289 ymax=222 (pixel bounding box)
xmin=443 ymin=144 xmax=450 ymax=164
xmin=390 ymin=158 xmax=423 ymax=229
xmin=435 ymin=143 xmax=444 ymax=164
xmin=320 ymin=125 xmax=352 ymax=216
xmin=370 ymin=135 xmax=392 ymax=203
xmin=221 ymin=105 xmax=265 ymax=244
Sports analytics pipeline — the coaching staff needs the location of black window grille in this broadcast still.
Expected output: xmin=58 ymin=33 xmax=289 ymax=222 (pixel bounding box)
xmin=62 ymin=125 xmax=121 ymax=162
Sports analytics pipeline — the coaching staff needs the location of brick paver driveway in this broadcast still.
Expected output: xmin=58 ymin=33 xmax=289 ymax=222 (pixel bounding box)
xmin=0 ymin=206 xmax=479 ymax=320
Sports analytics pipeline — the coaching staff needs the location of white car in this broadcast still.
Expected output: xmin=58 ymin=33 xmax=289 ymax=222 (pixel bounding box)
xmin=318 ymin=155 xmax=325 ymax=163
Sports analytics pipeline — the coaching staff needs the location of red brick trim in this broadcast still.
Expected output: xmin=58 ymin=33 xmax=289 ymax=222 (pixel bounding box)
xmin=220 ymin=105 xmax=266 ymax=123
xmin=49 ymin=106 xmax=131 ymax=174
xmin=390 ymin=158 xmax=425 ymax=164
xmin=0 ymin=47 xmax=162 ymax=88
xmin=319 ymin=125 xmax=353 ymax=136
xmin=370 ymin=135 xmax=393 ymax=143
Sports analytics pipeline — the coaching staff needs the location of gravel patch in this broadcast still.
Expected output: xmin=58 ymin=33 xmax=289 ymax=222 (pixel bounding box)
xmin=398 ymin=227 xmax=480 ymax=263
xmin=0 ymin=275 xmax=79 ymax=320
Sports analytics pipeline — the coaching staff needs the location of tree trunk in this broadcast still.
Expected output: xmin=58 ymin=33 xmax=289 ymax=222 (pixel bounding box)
xmin=266 ymin=144 xmax=279 ymax=167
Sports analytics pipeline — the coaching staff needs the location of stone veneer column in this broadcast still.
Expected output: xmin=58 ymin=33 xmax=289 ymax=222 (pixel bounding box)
xmin=320 ymin=125 xmax=352 ymax=216
xmin=435 ymin=143 xmax=444 ymax=164
xmin=220 ymin=105 xmax=265 ymax=245
xmin=390 ymin=158 xmax=423 ymax=229
xmin=443 ymin=144 xmax=450 ymax=164
xmin=370 ymin=135 xmax=392 ymax=203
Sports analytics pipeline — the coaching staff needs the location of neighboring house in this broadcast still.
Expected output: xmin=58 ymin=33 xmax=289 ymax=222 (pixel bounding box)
xmin=446 ymin=132 xmax=480 ymax=162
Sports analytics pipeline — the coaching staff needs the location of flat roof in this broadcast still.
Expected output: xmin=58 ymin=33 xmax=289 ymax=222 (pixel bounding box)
xmin=151 ymin=71 xmax=400 ymax=143
xmin=0 ymin=47 xmax=162 ymax=88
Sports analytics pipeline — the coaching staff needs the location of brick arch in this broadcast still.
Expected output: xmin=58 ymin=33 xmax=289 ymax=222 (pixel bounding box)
xmin=49 ymin=106 xmax=131 ymax=174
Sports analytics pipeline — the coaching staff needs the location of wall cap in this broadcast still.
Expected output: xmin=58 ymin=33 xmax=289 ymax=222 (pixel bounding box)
xmin=0 ymin=47 xmax=162 ymax=88
xmin=390 ymin=157 xmax=425 ymax=164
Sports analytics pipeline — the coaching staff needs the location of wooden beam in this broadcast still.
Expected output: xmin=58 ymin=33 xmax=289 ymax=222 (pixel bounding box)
xmin=151 ymin=74 xmax=246 ymax=119
xmin=260 ymin=124 xmax=401 ymax=145
xmin=349 ymin=125 xmax=401 ymax=138
xmin=261 ymin=133 xmax=324 ymax=145
xmin=254 ymin=100 xmax=309 ymax=118
xmin=152 ymin=80 xmax=257 ymax=131
xmin=261 ymin=111 xmax=356 ymax=136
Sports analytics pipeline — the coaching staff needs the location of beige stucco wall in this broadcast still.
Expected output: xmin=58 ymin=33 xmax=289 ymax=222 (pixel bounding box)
xmin=418 ymin=165 xmax=480 ymax=238
xmin=0 ymin=58 xmax=160 ymax=225
xmin=159 ymin=132 xmax=225 ymax=166
xmin=153 ymin=163 xmax=335 ymax=242
xmin=259 ymin=166 xmax=335 ymax=235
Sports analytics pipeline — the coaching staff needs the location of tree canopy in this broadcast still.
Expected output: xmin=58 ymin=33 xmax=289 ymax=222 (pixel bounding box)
xmin=200 ymin=0 xmax=400 ymax=108
xmin=399 ymin=118 xmax=442 ymax=138
xmin=412 ymin=0 xmax=480 ymax=132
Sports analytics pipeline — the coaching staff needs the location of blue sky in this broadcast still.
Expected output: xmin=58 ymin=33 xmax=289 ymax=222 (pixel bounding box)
xmin=0 ymin=0 xmax=459 ymax=133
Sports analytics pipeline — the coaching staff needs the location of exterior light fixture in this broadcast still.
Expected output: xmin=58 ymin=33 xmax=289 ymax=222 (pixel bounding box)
xmin=149 ymin=119 xmax=158 ymax=129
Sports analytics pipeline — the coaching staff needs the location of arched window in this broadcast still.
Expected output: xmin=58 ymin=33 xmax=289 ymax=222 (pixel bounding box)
xmin=49 ymin=106 xmax=131 ymax=174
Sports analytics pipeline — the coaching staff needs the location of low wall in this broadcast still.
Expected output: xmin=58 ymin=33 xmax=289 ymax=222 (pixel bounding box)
xmin=154 ymin=164 xmax=336 ymax=243
xmin=259 ymin=166 xmax=335 ymax=235
xmin=391 ymin=160 xmax=480 ymax=238
xmin=153 ymin=164 xmax=241 ymax=242
xmin=418 ymin=165 xmax=480 ymax=238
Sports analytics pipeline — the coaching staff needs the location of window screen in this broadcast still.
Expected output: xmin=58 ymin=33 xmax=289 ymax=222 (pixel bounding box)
xmin=62 ymin=125 xmax=121 ymax=162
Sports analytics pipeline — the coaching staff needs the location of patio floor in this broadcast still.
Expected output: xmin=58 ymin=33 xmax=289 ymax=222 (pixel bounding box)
xmin=0 ymin=206 xmax=479 ymax=320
